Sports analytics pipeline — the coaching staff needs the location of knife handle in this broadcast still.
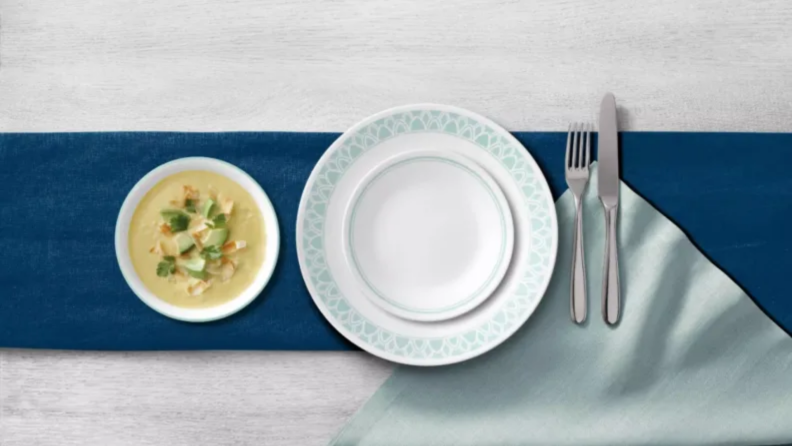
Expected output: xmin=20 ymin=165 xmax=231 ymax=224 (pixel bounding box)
xmin=602 ymin=205 xmax=620 ymax=325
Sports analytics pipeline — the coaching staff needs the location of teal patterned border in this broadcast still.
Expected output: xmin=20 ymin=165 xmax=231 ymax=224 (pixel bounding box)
xmin=301 ymin=109 xmax=556 ymax=361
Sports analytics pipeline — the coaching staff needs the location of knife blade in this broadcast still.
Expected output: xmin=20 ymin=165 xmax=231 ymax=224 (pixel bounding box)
xmin=598 ymin=93 xmax=621 ymax=325
xmin=598 ymin=93 xmax=619 ymax=206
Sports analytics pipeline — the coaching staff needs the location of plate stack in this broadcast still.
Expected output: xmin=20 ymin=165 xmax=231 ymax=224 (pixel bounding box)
xmin=297 ymin=105 xmax=558 ymax=366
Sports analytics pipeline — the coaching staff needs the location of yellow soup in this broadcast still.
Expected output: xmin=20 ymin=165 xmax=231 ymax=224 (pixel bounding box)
xmin=129 ymin=170 xmax=266 ymax=309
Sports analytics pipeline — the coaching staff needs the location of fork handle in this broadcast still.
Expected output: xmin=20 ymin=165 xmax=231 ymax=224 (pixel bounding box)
xmin=570 ymin=196 xmax=587 ymax=323
xmin=602 ymin=205 xmax=620 ymax=325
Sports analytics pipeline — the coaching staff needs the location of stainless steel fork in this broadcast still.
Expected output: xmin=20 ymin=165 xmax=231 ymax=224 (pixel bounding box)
xmin=565 ymin=123 xmax=592 ymax=324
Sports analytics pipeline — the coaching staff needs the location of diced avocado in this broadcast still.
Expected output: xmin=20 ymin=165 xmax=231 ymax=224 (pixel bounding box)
xmin=201 ymin=199 xmax=216 ymax=218
xmin=211 ymin=213 xmax=227 ymax=228
xmin=183 ymin=257 xmax=206 ymax=280
xmin=202 ymin=228 xmax=228 ymax=247
xmin=186 ymin=269 xmax=207 ymax=280
xmin=183 ymin=257 xmax=205 ymax=271
xmin=175 ymin=233 xmax=195 ymax=254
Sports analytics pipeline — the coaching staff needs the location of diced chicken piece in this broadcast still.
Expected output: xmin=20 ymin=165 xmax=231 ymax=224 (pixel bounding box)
xmin=165 ymin=240 xmax=179 ymax=257
xmin=149 ymin=241 xmax=164 ymax=256
xmin=190 ymin=221 xmax=209 ymax=237
xmin=191 ymin=219 xmax=209 ymax=230
xmin=221 ymin=240 xmax=247 ymax=255
xmin=159 ymin=223 xmax=173 ymax=236
xmin=187 ymin=279 xmax=211 ymax=296
xmin=217 ymin=193 xmax=234 ymax=217
xmin=173 ymin=268 xmax=187 ymax=281
xmin=183 ymin=185 xmax=199 ymax=201
xmin=205 ymin=261 xmax=223 ymax=276
xmin=188 ymin=222 xmax=209 ymax=249
xmin=219 ymin=257 xmax=236 ymax=282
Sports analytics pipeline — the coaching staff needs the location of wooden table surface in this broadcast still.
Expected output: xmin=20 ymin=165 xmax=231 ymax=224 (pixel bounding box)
xmin=2 ymin=0 xmax=792 ymax=444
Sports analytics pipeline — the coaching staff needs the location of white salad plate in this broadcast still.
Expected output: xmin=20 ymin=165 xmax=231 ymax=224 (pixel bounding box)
xmin=343 ymin=150 xmax=514 ymax=322
xmin=296 ymin=104 xmax=558 ymax=366
xmin=116 ymin=157 xmax=280 ymax=323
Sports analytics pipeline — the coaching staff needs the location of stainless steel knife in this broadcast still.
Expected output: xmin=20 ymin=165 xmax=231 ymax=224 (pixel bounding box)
xmin=598 ymin=93 xmax=621 ymax=325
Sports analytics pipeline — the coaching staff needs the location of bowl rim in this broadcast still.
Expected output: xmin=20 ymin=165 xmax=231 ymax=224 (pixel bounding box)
xmin=115 ymin=157 xmax=280 ymax=323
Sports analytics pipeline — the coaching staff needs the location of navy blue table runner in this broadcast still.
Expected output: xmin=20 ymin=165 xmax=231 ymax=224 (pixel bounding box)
xmin=1 ymin=132 xmax=790 ymax=350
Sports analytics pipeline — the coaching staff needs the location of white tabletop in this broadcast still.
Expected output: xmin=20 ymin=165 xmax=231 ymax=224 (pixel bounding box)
xmin=2 ymin=0 xmax=792 ymax=444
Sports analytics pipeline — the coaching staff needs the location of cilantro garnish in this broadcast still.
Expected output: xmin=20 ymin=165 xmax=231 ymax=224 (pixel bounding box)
xmin=160 ymin=210 xmax=191 ymax=232
xmin=156 ymin=256 xmax=176 ymax=277
xmin=211 ymin=213 xmax=227 ymax=229
xmin=200 ymin=245 xmax=223 ymax=260
xmin=168 ymin=213 xmax=190 ymax=232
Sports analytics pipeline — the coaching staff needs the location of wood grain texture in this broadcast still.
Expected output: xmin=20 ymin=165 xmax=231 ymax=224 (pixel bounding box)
xmin=2 ymin=0 xmax=792 ymax=132
xmin=0 ymin=351 xmax=392 ymax=446
xmin=3 ymin=0 xmax=792 ymax=445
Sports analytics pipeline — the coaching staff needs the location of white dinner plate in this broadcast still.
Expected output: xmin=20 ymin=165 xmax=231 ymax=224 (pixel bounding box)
xmin=296 ymin=104 xmax=558 ymax=366
xmin=344 ymin=150 xmax=514 ymax=322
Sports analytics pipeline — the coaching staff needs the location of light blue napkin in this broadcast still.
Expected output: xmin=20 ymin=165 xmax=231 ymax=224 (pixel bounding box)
xmin=331 ymin=165 xmax=792 ymax=446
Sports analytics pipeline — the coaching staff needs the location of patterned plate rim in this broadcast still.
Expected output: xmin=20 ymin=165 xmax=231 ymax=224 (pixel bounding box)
xmin=296 ymin=104 xmax=558 ymax=366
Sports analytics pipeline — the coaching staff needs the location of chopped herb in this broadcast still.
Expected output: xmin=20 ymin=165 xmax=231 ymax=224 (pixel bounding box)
xmin=160 ymin=209 xmax=191 ymax=232
xmin=156 ymin=263 xmax=170 ymax=277
xmin=156 ymin=256 xmax=177 ymax=277
xmin=211 ymin=213 xmax=227 ymax=229
xmin=200 ymin=245 xmax=223 ymax=260
xmin=185 ymin=199 xmax=196 ymax=213
xmin=168 ymin=213 xmax=190 ymax=232
xmin=160 ymin=209 xmax=183 ymax=220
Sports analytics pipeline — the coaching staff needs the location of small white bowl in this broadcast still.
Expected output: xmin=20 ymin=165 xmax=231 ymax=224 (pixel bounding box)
xmin=115 ymin=157 xmax=280 ymax=323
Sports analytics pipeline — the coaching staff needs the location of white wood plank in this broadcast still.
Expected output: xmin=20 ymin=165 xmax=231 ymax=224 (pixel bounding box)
xmin=0 ymin=350 xmax=392 ymax=446
xmin=2 ymin=0 xmax=792 ymax=132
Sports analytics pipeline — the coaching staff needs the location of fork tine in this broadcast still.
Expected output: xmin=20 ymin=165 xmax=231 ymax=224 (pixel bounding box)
xmin=583 ymin=124 xmax=593 ymax=168
xmin=565 ymin=123 xmax=573 ymax=169
xmin=571 ymin=123 xmax=580 ymax=168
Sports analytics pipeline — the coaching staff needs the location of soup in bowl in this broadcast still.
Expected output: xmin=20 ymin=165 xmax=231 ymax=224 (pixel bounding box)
xmin=116 ymin=158 xmax=279 ymax=322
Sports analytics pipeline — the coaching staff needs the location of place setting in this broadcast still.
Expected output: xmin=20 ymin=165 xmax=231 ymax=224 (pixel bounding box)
xmin=10 ymin=1 xmax=792 ymax=444
xmin=2 ymin=93 xmax=792 ymax=444
xmin=102 ymin=96 xmax=624 ymax=367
